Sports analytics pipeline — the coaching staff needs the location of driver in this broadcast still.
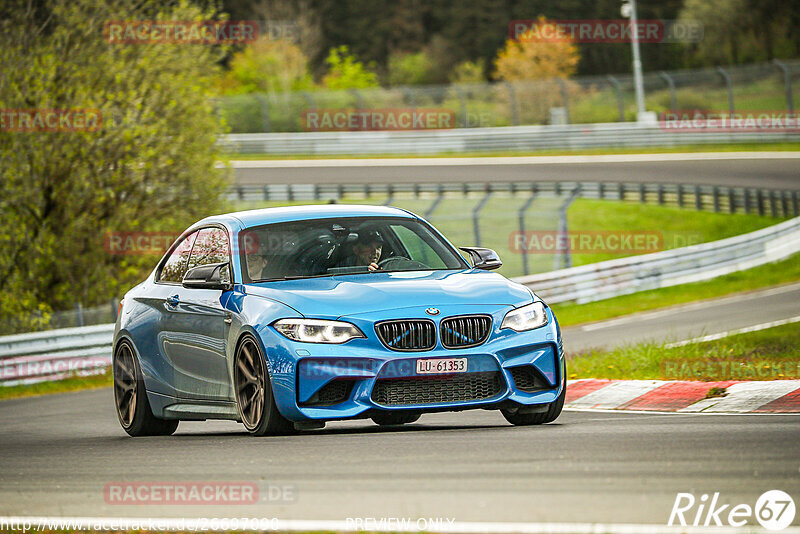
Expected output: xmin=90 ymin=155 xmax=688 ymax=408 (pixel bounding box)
xmin=344 ymin=230 xmax=383 ymax=271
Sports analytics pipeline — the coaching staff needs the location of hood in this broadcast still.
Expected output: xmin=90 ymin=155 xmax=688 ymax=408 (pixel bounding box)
xmin=244 ymin=269 xmax=533 ymax=319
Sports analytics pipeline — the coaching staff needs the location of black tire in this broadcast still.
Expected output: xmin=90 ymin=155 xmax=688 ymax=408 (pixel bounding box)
xmin=113 ymin=340 xmax=179 ymax=437
xmin=501 ymin=361 xmax=566 ymax=426
xmin=371 ymin=411 xmax=421 ymax=426
xmin=234 ymin=335 xmax=295 ymax=436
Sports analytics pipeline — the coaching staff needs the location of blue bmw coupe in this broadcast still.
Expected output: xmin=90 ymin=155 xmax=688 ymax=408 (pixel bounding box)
xmin=113 ymin=204 xmax=565 ymax=436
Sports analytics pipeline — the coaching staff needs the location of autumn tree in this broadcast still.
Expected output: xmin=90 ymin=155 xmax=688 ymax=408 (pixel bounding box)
xmin=493 ymin=17 xmax=580 ymax=81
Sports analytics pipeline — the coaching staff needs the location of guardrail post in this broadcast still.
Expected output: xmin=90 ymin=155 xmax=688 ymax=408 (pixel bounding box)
xmin=618 ymin=182 xmax=625 ymax=201
xmin=255 ymin=94 xmax=271 ymax=132
xmin=677 ymin=184 xmax=684 ymax=208
xmin=657 ymin=184 xmax=665 ymax=205
xmin=413 ymin=183 xmax=420 ymax=198
xmin=770 ymin=191 xmax=778 ymax=217
xmin=518 ymin=188 xmax=538 ymax=276
xmin=639 ymin=183 xmax=646 ymax=203
xmin=473 ymin=188 xmax=493 ymax=246
xmin=312 ymin=184 xmax=319 ymax=200
xmin=504 ymin=82 xmax=520 ymax=126
xmin=598 ymin=182 xmax=605 ymax=199
xmin=557 ymin=78 xmax=571 ymax=124
xmin=350 ymin=89 xmax=365 ymax=109
xmin=454 ymin=86 xmax=468 ymax=127
xmin=555 ymin=186 xmax=580 ymax=270
xmin=301 ymin=91 xmax=315 ymax=111
xmin=716 ymin=66 xmax=735 ymax=116
xmin=75 ymin=303 xmax=84 ymax=328
xmin=425 ymin=184 xmax=445 ymax=220
xmin=757 ymin=189 xmax=765 ymax=216
xmin=744 ymin=188 xmax=751 ymax=213
xmin=659 ymin=71 xmax=677 ymax=110
xmin=384 ymin=185 xmax=394 ymax=206
xmin=773 ymin=59 xmax=795 ymax=114
xmin=728 ymin=188 xmax=735 ymax=213
xmin=793 ymin=191 xmax=799 ymax=217
xmin=606 ymin=75 xmax=625 ymax=122
xmin=695 ymin=185 xmax=702 ymax=211
xmin=337 ymin=184 xmax=344 ymax=200
xmin=713 ymin=186 xmax=720 ymax=213
xmin=781 ymin=191 xmax=790 ymax=217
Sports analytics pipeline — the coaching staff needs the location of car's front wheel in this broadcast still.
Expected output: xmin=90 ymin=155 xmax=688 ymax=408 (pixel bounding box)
xmin=113 ymin=340 xmax=179 ymax=437
xmin=234 ymin=335 xmax=295 ymax=436
xmin=501 ymin=362 xmax=566 ymax=426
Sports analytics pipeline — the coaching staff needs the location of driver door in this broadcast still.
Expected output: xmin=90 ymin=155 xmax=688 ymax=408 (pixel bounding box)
xmin=163 ymin=226 xmax=233 ymax=401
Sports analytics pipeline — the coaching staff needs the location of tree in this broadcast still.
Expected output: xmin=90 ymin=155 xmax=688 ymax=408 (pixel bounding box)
xmin=321 ymin=46 xmax=379 ymax=89
xmin=450 ymin=59 xmax=487 ymax=84
xmin=493 ymin=16 xmax=579 ymax=81
xmin=0 ymin=0 xmax=230 ymax=330
xmin=219 ymin=37 xmax=313 ymax=94
xmin=387 ymin=51 xmax=436 ymax=86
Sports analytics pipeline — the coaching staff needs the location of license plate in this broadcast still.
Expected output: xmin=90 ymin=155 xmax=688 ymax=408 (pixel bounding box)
xmin=416 ymin=357 xmax=467 ymax=375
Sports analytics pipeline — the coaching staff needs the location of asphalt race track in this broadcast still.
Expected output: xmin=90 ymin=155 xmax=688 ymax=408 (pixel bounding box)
xmin=1 ymin=388 xmax=799 ymax=525
xmin=231 ymin=153 xmax=800 ymax=190
xmin=562 ymin=282 xmax=800 ymax=353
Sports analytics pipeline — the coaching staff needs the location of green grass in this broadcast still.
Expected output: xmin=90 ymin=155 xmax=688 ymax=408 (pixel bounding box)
xmin=568 ymin=322 xmax=800 ymax=381
xmin=0 ymin=371 xmax=112 ymax=401
xmin=224 ymin=142 xmax=800 ymax=160
xmin=552 ymin=252 xmax=800 ymax=327
xmin=567 ymin=199 xmax=782 ymax=266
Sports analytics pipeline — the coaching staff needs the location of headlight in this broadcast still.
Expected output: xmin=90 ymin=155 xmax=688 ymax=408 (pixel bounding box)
xmin=501 ymin=302 xmax=548 ymax=332
xmin=273 ymin=318 xmax=365 ymax=343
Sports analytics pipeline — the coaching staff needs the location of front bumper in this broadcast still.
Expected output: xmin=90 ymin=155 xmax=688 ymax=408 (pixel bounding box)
xmin=256 ymin=305 xmax=563 ymax=422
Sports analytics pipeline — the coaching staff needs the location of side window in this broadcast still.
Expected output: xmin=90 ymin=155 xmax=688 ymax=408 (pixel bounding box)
xmin=391 ymin=225 xmax=447 ymax=269
xmin=187 ymin=227 xmax=231 ymax=282
xmin=158 ymin=231 xmax=198 ymax=283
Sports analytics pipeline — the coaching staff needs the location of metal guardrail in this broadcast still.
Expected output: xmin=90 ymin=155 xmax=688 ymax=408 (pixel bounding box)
xmin=517 ymin=215 xmax=800 ymax=304
xmin=2 ymin=215 xmax=799 ymax=385
xmin=219 ymin=121 xmax=800 ymax=155
xmin=229 ymin=181 xmax=800 ymax=219
xmin=0 ymin=324 xmax=113 ymax=386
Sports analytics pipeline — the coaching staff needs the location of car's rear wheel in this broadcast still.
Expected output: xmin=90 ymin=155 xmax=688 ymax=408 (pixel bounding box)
xmin=234 ymin=335 xmax=295 ymax=436
xmin=113 ymin=340 xmax=179 ymax=437
xmin=501 ymin=361 xmax=566 ymax=426
xmin=371 ymin=411 xmax=421 ymax=426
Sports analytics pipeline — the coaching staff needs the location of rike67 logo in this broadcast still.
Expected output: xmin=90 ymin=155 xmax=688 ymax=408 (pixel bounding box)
xmin=669 ymin=490 xmax=796 ymax=530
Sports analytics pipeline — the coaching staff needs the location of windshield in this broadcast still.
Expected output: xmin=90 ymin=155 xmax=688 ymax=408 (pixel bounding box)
xmin=239 ymin=216 xmax=467 ymax=282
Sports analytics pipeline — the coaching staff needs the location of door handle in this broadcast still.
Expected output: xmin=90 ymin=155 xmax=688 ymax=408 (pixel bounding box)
xmin=166 ymin=294 xmax=180 ymax=307
xmin=224 ymin=312 xmax=232 ymax=325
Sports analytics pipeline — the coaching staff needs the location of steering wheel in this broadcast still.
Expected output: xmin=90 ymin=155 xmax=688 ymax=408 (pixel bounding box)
xmin=377 ymin=256 xmax=428 ymax=270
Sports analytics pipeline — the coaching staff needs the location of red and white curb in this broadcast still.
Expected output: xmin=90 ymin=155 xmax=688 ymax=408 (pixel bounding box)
xmin=565 ymin=379 xmax=800 ymax=413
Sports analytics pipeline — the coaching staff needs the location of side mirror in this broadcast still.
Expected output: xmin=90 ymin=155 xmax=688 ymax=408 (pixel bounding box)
xmin=182 ymin=262 xmax=232 ymax=291
xmin=460 ymin=247 xmax=502 ymax=270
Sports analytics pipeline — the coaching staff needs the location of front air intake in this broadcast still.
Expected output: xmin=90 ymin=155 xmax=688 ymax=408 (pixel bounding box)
xmin=375 ymin=320 xmax=436 ymax=352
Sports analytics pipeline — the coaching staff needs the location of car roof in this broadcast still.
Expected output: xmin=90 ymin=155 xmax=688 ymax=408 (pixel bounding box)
xmin=198 ymin=204 xmax=417 ymax=229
